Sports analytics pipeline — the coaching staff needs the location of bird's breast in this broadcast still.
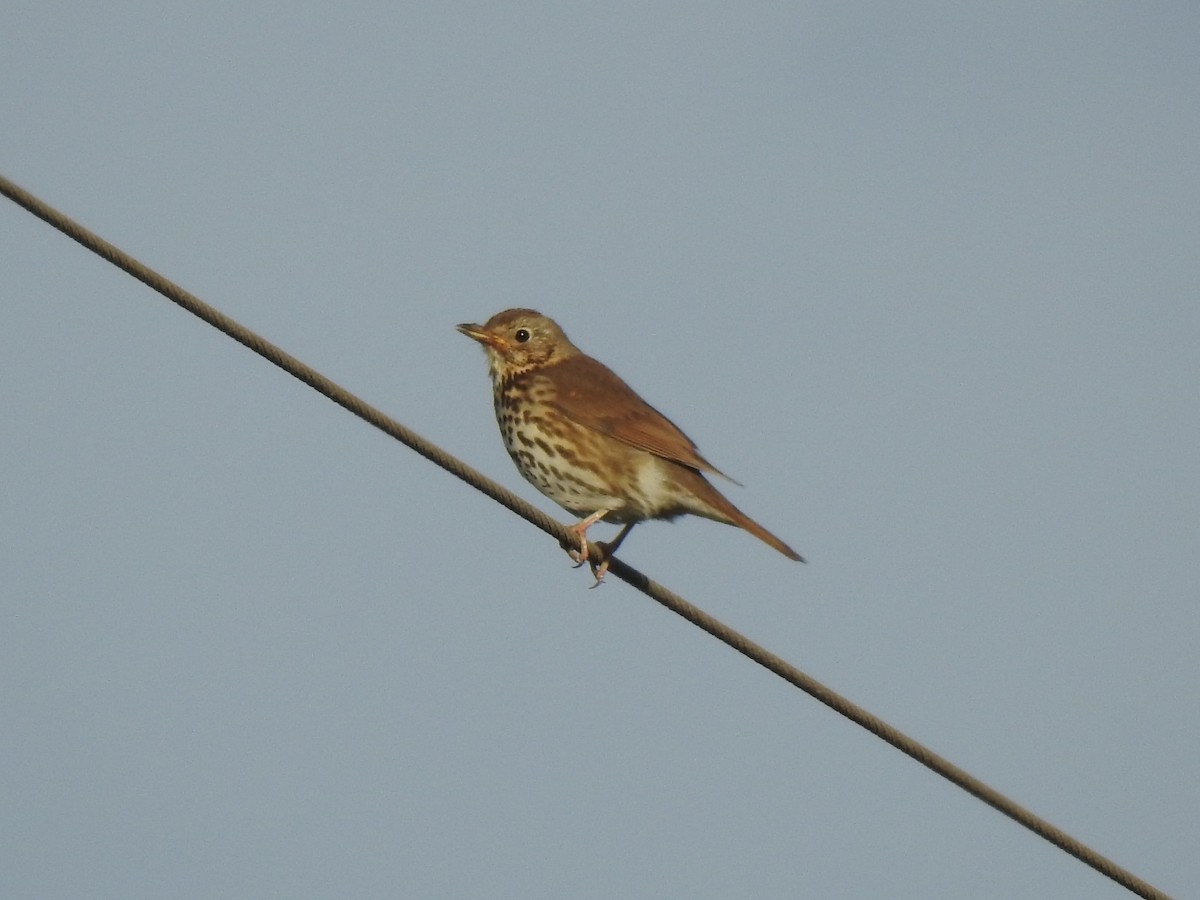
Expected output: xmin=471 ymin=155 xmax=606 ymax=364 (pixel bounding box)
xmin=490 ymin=373 xmax=654 ymax=518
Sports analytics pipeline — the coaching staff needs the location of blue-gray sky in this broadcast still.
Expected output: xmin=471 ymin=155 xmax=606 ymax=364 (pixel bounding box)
xmin=2 ymin=4 xmax=1197 ymax=898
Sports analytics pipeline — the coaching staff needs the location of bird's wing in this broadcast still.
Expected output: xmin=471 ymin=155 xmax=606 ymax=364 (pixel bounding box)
xmin=544 ymin=355 xmax=735 ymax=480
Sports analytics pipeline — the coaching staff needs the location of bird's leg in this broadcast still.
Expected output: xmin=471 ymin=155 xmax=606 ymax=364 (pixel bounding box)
xmin=589 ymin=523 xmax=636 ymax=586
xmin=566 ymin=509 xmax=610 ymax=567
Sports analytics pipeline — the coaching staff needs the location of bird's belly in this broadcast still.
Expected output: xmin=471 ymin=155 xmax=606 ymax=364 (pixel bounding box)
xmin=502 ymin=429 xmax=624 ymax=515
xmin=495 ymin=410 xmax=655 ymax=519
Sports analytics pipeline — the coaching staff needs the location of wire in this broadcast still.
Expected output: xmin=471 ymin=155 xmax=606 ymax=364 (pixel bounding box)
xmin=0 ymin=172 xmax=1174 ymax=900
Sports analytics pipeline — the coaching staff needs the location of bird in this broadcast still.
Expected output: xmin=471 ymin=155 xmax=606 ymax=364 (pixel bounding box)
xmin=457 ymin=309 xmax=803 ymax=581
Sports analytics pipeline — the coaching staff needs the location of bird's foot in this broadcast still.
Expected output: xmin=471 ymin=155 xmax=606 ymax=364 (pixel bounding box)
xmin=585 ymin=523 xmax=634 ymax=586
xmin=587 ymin=544 xmax=614 ymax=587
xmin=565 ymin=509 xmax=610 ymax=573
xmin=567 ymin=543 xmax=589 ymax=568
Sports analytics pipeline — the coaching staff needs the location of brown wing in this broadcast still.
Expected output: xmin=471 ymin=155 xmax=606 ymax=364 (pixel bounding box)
xmin=545 ymin=355 xmax=735 ymax=480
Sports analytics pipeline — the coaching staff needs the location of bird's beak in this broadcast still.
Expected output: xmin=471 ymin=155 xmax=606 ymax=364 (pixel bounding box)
xmin=457 ymin=323 xmax=505 ymax=350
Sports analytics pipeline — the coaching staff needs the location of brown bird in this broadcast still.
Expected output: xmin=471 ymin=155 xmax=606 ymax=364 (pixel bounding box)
xmin=457 ymin=309 xmax=803 ymax=580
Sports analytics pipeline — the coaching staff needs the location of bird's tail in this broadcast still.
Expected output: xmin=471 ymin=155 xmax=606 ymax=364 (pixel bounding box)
xmin=680 ymin=469 xmax=805 ymax=562
xmin=731 ymin=509 xmax=805 ymax=562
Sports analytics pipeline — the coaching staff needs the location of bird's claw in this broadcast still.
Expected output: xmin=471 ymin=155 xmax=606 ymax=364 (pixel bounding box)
xmin=564 ymin=539 xmax=611 ymax=586
xmin=586 ymin=543 xmax=615 ymax=587
xmin=566 ymin=533 xmax=590 ymax=569
xmin=565 ymin=511 xmax=622 ymax=585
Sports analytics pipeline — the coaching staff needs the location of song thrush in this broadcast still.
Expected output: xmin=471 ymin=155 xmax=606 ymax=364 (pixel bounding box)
xmin=457 ymin=309 xmax=803 ymax=580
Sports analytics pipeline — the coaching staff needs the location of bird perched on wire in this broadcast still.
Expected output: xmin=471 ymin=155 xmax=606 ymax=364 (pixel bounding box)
xmin=458 ymin=309 xmax=803 ymax=582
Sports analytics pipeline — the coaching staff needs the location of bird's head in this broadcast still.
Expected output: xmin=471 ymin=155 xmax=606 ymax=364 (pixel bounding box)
xmin=457 ymin=309 xmax=579 ymax=378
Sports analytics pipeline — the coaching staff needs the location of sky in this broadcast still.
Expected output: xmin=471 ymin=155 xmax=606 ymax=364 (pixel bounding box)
xmin=2 ymin=3 xmax=1197 ymax=898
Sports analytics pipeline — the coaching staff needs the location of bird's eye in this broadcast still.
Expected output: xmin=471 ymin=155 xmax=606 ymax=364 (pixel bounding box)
xmin=514 ymin=328 xmax=531 ymax=343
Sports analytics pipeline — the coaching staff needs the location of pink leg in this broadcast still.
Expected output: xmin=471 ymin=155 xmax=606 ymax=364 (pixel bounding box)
xmin=567 ymin=509 xmax=610 ymax=567
xmin=589 ymin=523 xmax=636 ymax=586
